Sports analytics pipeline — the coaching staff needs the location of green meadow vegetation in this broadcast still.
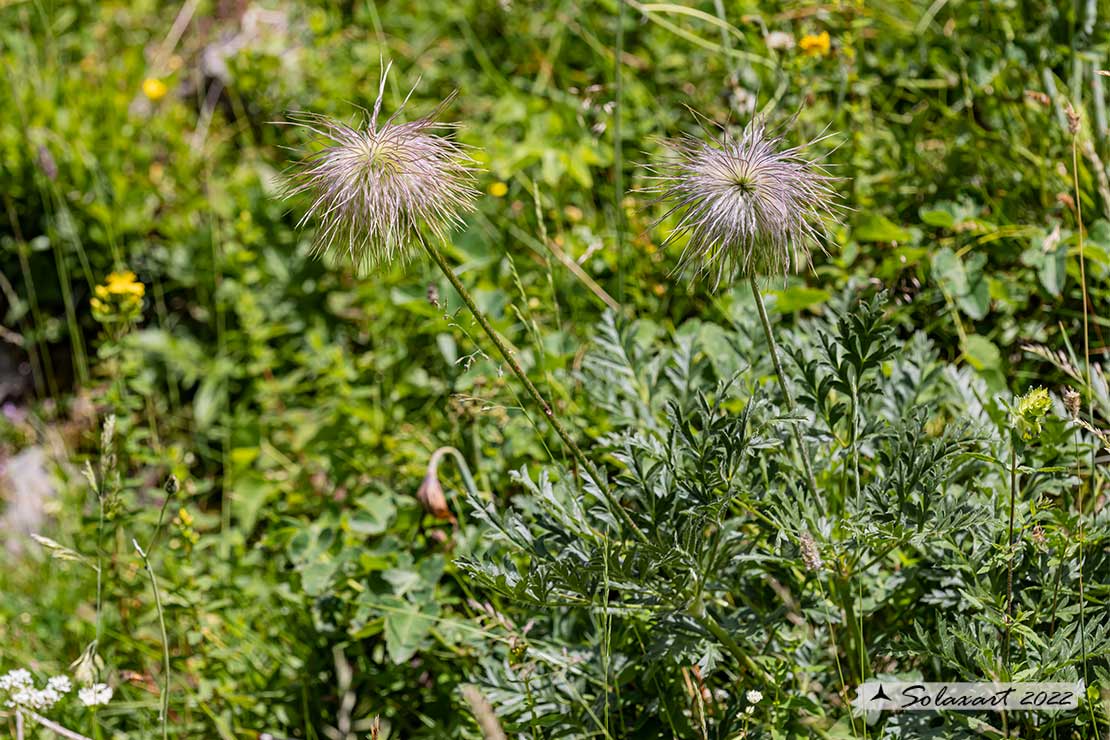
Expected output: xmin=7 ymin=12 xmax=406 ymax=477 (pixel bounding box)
xmin=2 ymin=0 xmax=1110 ymax=737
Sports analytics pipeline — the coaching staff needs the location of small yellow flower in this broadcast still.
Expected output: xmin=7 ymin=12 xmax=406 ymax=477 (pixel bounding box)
xmin=142 ymin=77 xmax=168 ymax=101
xmin=799 ymin=31 xmax=831 ymax=57
xmin=91 ymin=270 xmax=144 ymax=325
xmin=104 ymin=271 xmax=145 ymax=298
xmin=488 ymin=181 xmax=509 ymax=198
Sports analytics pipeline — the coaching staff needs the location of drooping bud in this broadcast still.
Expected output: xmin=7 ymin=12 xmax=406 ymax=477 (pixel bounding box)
xmin=415 ymin=448 xmax=456 ymax=523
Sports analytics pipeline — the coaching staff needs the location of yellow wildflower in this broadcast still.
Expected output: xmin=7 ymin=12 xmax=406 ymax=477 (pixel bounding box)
xmin=488 ymin=182 xmax=509 ymax=197
xmin=142 ymin=78 xmax=168 ymax=101
xmin=91 ymin=270 xmax=144 ymax=325
xmin=100 ymin=271 xmax=145 ymax=298
xmin=799 ymin=31 xmax=831 ymax=57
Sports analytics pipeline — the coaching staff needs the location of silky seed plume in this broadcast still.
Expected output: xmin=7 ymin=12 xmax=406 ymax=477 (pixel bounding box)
xmin=648 ymin=114 xmax=841 ymax=288
xmin=282 ymin=62 xmax=478 ymax=269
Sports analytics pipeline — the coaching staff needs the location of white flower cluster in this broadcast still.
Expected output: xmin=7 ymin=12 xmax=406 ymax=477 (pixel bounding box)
xmin=744 ymin=689 xmax=763 ymax=715
xmin=0 ymin=669 xmax=32 ymax=691
xmin=78 ymin=683 xmax=113 ymax=707
xmin=1 ymin=668 xmax=72 ymax=711
xmin=1 ymin=668 xmax=110 ymax=712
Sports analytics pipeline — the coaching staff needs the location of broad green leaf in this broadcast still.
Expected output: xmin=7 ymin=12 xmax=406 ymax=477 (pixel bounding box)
xmin=300 ymin=559 xmax=338 ymax=597
xmin=931 ymin=247 xmax=969 ymax=295
xmin=349 ymin=492 xmax=396 ymax=536
xmin=962 ymin=334 xmax=1000 ymax=371
xmin=920 ymin=208 xmax=956 ymax=228
xmin=383 ymin=596 xmax=440 ymax=664
xmin=854 ymin=213 xmax=912 ymax=243
xmin=771 ymin=286 xmax=830 ymax=313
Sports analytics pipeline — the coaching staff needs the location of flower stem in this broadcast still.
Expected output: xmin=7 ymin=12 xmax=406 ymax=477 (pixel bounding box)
xmin=22 ymin=710 xmax=94 ymax=740
xmin=429 ymin=446 xmax=480 ymax=500
xmin=418 ymin=234 xmax=646 ymax=542
xmin=1005 ymin=439 xmax=1017 ymax=669
xmin=749 ymin=276 xmax=818 ymax=496
xmin=134 ymin=540 xmax=170 ymax=740
xmin=689 ymin=609 xmax=771 ymax=683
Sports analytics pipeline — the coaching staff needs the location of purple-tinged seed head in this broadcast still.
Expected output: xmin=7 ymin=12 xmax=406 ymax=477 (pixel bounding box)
xmin=647 ymin=114 xmax=841 ymax=289
xmin=282 ymin=62 xmax=478 ymax=270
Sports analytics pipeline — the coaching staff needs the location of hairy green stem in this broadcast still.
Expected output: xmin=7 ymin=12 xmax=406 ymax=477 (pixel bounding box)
xmin=419 ymin=234 xmax=646 ymax=542
xmin=749 ymin=277 xmax=818 ymax=496
xmin=690 ymin=609 xmax=772 ymax=683
xmin=1069 ymin=120 xmax=1093 ymax=712
xmin=134 ymin=540 xmax=170 ymax=740
xmin=429 ymin=446 xmax=480 ymax=500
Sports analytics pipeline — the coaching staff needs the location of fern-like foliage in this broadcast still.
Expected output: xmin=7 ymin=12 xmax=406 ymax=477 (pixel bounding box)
xmin=459 ymin=290 xmax=1109 ymax=738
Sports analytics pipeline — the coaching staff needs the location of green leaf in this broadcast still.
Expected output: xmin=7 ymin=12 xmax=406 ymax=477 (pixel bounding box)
xmin=383 ymin=596 xmax=440 ymax=664
xmin=956 ymin=252 xmax=990 ymax=320
xmin=300 ymin=560 xmax=338 ymax=597
xmin=920 ymin=208 xmax=956 ymax=228
xmin=931 ymin=247 xmax=969 ymax=295
xmin=232 ymin=472 xmax=271 ymax=533
xmin=854 ymin=213 xmax=912 ymax=243
xmin=194 ymin=374 xmax=226 ymax=431
xmin=349 ymin=492 xmax=396 ymax=536
xmin=962 ymin=334 xmax=1005 ymax=390
xmin=770 ymin=286 xmax=830 ymax=313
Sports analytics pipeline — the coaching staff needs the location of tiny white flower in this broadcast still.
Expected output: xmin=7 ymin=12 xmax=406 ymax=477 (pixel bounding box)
xmin=32 ymin=687 xmax=61 ymax=710
xmin=78 ymin=683 xmax=113 ymax=707
xmin=765 ymin=31 xmax=796 ymax=50
xmin=745 ymin=704 xmax=755 ymax=715
xmin=746 ymin=689 xmax=763 ymax=704
xmin=6 ymin=689 xmax=30 ymax=708
xmin=6 ymin=686 xmax=59 ymax=710
xmin=0 ymin=668 xmax=33 ymax=691
xmin=48 ymin=675 xmax=72 ymax=694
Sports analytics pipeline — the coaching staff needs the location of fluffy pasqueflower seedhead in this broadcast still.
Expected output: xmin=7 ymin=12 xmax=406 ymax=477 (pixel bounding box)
xmin=649 ymin=115 xmax=840 ymax=288
xmin=283 ymin=63 xmax=478 ymax=270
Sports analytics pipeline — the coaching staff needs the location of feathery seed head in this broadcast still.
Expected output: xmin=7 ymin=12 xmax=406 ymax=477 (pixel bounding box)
xmin=799 ymin=531 xmax=824 ymax=572
xmin=283 ymin=63 xmax=478 ymax=270
xmin=649 ymin=115 xmax=840 ymax=288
